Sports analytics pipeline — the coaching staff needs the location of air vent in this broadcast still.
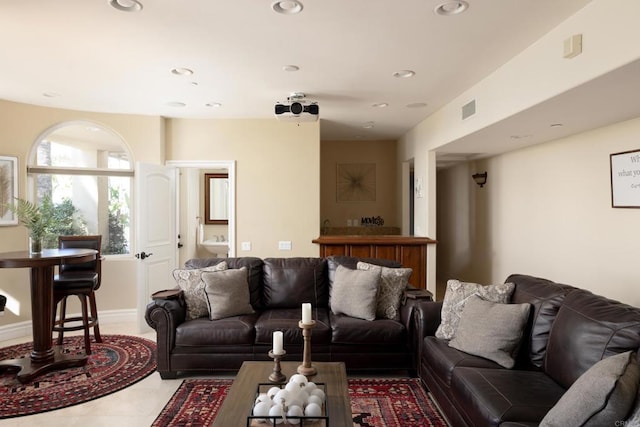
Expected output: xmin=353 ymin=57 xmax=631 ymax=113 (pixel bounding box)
xmin=462 ymin=100 xmax=476 ymax=120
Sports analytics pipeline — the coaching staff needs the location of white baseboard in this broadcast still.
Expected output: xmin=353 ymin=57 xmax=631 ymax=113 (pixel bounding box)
xmin=0 ymin=309 xmax=137 ymax=343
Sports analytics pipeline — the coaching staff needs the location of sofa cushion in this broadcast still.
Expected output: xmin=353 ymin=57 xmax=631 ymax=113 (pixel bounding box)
xmin=435 ymin=279 xmax=515 ymax=340
xmin=541 ymin=351 xmax=640 ymax=427
xmin=544 ymin=289 xmax=640 ymax=389
xmin=175 ymin=315 xmax=258 ymax=346
xmin=262 ymin=258 xmax=329 ymax=309
xmin=254 ymin=308 xmax=332 ymax=346
xmin=451 ymin=367 xmax=566 ymax=426
xmin=202 ymin=267 xmax=255 ymax=320
xmin=330 ymin=265 xmax=381 ymax=321
xmin=172 ymin=261 xmax=228 ymax=320
xmin=357 ymin=261 xmax=412 ymax=321
xmin=329 ymin=311 xmax=406 ymax=345
xmin=449 ymin=295 xmax=531 ymax=369
xmin=185 ymin=257 xmax=264 ymax=309
xmin=422 ymin=336 xmax=504 ymax=389
xmin=507 ymin=274 xmax=574 ymax=368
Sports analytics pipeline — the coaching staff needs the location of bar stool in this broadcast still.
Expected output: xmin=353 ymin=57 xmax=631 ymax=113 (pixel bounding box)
xmin=52 ymin=235 xmax=103 ymax=354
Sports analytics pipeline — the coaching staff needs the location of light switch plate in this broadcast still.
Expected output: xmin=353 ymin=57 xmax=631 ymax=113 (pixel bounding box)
xmin=278 ymin=240 xmax=292 ymax=250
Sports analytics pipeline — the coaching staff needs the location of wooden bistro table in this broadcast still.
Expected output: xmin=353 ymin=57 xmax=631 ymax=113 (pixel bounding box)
xmin=0 ymin=248 xmax=97 ymax=383
xmin=213 ymin=361 xmax=352 ymax=426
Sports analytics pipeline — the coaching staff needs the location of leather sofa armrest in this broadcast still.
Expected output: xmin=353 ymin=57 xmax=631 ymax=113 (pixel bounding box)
xmin=413 ymin=300 xmax=443 ymax=338
xmin=400 ymin=289 xmax=434 ymax=372
xmin=412 ymin=300 xmax=443 ymax=371
xmin=145 ymin=290 xmax=186 ymax=378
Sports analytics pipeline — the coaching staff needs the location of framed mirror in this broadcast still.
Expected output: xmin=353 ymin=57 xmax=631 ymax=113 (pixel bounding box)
xmin=204 ymin=173 xmax=229 ymax=224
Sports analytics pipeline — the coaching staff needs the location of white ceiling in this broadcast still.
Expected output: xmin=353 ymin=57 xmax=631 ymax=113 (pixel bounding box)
xmin=1 ymin=0 xmax=596 ymax=149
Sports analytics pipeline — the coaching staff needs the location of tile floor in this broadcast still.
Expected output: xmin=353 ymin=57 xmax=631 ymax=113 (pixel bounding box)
xmin=0 ymin=322 xmax=185 ymax=427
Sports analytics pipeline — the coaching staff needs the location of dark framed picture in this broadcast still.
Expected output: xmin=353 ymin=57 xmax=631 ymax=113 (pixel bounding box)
xmin=0 ymin=155 xmax=19 ymax=225
xmin=610 ymin=148 xmax=640 ymax=208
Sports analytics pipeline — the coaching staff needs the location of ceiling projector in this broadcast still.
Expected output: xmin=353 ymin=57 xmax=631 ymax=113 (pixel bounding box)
xmin=274 ymin=93 xmax=319 ymax=122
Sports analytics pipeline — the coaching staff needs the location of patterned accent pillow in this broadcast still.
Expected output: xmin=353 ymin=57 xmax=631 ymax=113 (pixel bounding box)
xmin=435 ymin=279 xmax=515 ymax=340
xmin=172 ymin=261 xmax=228 ymax=320
xmin=330 ymin=265 xmax=381 ymax=321
xmin=357 ymin=261 xmax=412 ymax=321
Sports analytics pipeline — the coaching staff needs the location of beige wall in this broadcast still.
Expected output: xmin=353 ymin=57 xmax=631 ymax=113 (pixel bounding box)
xmin=166 ymin=118 xmax=320 ymax=258
xmin=320 ymin=140 xmax=398 ymax=229
xmin=0 ymin=100 xmax=164 ymax=326
xmin=437 ymin=116 xmax=640 ymax=306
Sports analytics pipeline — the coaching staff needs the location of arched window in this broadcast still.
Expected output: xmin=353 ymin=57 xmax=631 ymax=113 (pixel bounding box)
xmin=27 ymin=121 xmax=133 ymax=255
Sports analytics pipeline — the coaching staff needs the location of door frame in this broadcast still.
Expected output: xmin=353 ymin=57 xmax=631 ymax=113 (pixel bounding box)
xmin=166 ymin=160 xmax=236 ymax=257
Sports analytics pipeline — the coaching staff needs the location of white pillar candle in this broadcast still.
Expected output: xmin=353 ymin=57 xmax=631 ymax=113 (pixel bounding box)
xmin=302 ymin=303 xmax=312 ymax=324
xmin=273 ymin=331 xmax=284 ymax=355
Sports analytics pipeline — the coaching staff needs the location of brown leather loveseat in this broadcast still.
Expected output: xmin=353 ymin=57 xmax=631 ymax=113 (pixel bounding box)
xmin=414 ymin=274 xmax=640 ymax=426
xmin=146 ymin=256 xmax=426 ymax=379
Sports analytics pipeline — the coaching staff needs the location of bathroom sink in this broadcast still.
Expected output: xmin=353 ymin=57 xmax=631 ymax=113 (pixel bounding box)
xmin=200 ymin=240 xmax=229 ymax=256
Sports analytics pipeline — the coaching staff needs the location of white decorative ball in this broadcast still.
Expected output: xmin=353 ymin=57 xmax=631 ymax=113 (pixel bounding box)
xmin=310 ymin=388 xmax=326 ymax=403
xmin=304 ymin=402 xmax=322 ymax=419
xmin=307 ymin=394 xmax=323 ymax=407
xmin=286 ymin=405 xmax=304 ymax=424
xmin=255 ymin=393 xmax=270 ymax=404
xmin=273 ymin=389 xmax=290 ymax=405
xmin=304 ymin=382 xmax=318 ymax=393
xmin=253 ymin=401 xmax=272 ymax=422
xmin=267 ymin=386 xmax=281 ymax=399
xmin=290 ymin=374 xmax=308 ymax=385
xmin=269 ymin=404 xmax=285 ymax=424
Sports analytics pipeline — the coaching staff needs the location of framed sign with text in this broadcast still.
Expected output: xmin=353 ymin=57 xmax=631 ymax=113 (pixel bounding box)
xmin=610 ymin=148 xmax=640 ymax=208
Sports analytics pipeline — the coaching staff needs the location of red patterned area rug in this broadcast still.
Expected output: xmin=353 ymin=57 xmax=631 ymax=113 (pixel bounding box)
xmin=153 ymin=377 xmax=448 ymax=426
xmin=0 ymin=334 xmax=156 ymax=419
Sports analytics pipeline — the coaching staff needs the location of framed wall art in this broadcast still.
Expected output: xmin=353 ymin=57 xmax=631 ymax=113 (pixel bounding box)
xmin=0 ymin=155 xmax=19 ymax=225
xmin=610 ymin=148 xmax=640 ymax=208
xmin=336 ymin=163 xmax=376 ymax=202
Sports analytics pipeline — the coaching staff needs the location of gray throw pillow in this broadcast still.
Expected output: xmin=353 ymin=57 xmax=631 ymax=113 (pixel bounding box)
xmin=448 ymin=295 xmax=530 ymax=369
xmin=541 ymin=351 xmax=640 ymax=427
xmin=357 ymin=261 xmax=412 ymax=321
xmin=202 ymin=267 xmax=255 ymax=320
xmin=435 ymin=279 xmax=515 ymax=340
xmin=330 ymin=265 xmax=381 ymax=321
xmin=172 ymin=261 xmax=228 ymax=320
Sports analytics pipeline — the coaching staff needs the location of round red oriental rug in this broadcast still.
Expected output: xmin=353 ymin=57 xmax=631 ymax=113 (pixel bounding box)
xmin=0 ymin=334 xmax=156 ymax=419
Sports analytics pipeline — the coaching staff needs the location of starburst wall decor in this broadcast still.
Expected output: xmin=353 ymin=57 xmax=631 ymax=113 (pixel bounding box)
xmin=336 ymin=163 xmax=376 ymax=202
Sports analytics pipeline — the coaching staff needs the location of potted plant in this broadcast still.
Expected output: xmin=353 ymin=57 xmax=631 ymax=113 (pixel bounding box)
xmin=4 ymin=198 xmax=52 ymax=254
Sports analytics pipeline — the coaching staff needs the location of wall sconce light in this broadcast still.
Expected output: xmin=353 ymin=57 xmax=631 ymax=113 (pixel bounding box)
xmin=472 ymin=172 xmax=487 ymax=188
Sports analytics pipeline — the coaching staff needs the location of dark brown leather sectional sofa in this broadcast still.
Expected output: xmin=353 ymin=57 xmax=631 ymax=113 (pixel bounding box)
xmin=145 ymin=256 xmax=427 ymax=379
xmin=414 ymin=274 xmax=640 ymax=426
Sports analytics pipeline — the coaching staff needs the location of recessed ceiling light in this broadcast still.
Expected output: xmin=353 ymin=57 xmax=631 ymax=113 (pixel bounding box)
xmin=393 ymin=70 xmax=415 ymax=78
xmin=166 ymin=101 xmax=186 ymax=108
xmin=550 ymin=123 xmax=564 ymax=127
xmin=510 ymin=134 xmax=532 ymax=140
xmin=171 ymin=67 xmax=194 ymax=76
xmin=372 ymin=102 xmax=389 ymax=108
xmin=206 ymin=102 xmax=222 ymax=108
xmin=109 ymin=0 xmax=143 ymax=12
xmin=434 ymin=1 xmax=469 ymax=16
xmin=406 ymin=102 xmax=427 ymax=108
xmin=190 ymin=82 xmax=198 ymax=86
xmin=43 ymin=92 xmax=61 ymax=98
xmin=362 ymin=122 xmax=375 ymax=129
xmin=271 ymin=0 xmax=303 ymax=15
xmin=283 ymin=65 xmax=300 ymax=72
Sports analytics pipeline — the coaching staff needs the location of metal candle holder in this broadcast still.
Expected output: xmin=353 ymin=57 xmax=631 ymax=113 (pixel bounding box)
xmin=297 ymin=320 xmax=317 ymax=376
xmin=268 ymin=349 xmax=286 ymax=383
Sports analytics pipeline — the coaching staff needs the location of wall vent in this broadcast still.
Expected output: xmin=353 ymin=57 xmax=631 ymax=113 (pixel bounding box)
xmin=462 ymin=100 xmax=476 ymax=120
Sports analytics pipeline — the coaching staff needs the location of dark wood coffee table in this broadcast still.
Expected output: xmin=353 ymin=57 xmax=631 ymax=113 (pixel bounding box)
xmin=212 ymin=361 xmax=352 ymax=426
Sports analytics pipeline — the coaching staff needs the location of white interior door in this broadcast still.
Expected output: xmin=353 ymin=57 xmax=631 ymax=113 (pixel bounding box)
xmin=135 ymin=162 xmax=178 ymax=333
